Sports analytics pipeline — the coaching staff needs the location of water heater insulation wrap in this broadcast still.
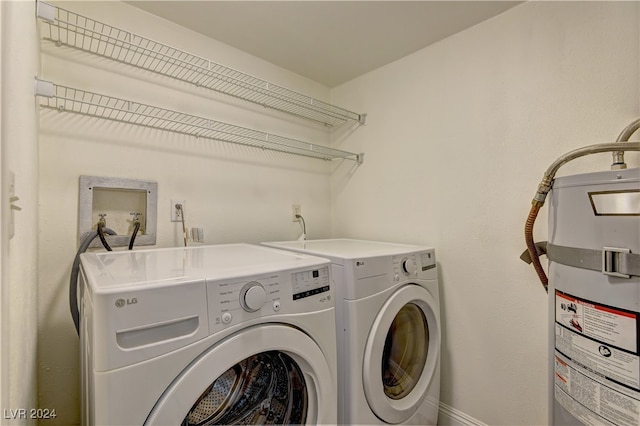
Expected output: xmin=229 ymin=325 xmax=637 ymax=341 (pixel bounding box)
xmin=548 ymin=167 xmax=640 ymax=426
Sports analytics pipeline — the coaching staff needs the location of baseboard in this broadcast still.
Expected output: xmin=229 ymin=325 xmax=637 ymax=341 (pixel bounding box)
xmin=438 ymin=402 xmax=488 ymax=426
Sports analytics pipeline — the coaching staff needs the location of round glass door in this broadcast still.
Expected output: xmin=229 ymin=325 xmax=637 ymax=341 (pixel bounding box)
xmin=363 ymin=284 xmax=440 ymax=424
xmin=182 ymin=351 xmax=307 ymax=425
xmin=382 ymin=303 xmax=429 ymax=400
xmin=145 ymin=324 xmax=334 ymax=425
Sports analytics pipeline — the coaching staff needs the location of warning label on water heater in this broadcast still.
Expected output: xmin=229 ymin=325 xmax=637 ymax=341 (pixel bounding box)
xmin=556 ymin=291 xmax=637 ymax=353
xmin=554 ymin=291 xmax=640 ymax=426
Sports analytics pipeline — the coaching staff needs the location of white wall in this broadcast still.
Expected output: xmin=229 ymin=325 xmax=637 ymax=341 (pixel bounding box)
xmin=330 ymin=2 xmax=639 ymax=425
xmin=37 ymin=2 xmax=345 ymax=424
xmin=1 ymin=1 xmax=40 ymax=424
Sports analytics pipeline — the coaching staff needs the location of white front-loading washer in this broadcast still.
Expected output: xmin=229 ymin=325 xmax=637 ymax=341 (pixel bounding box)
xmin=262 ymin=239 xmax=441 ymax=425
xmin=78 ymin=243 xmax=337 ymax=425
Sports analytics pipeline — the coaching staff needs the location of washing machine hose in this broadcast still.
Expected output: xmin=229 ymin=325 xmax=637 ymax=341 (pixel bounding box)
xmin=70 ymin=227 xmax=116 ymax=336
xmin=97 ymin=222 xmax=113 ymax=251
xmin=129 ymin=221 xmax=141 ymax=250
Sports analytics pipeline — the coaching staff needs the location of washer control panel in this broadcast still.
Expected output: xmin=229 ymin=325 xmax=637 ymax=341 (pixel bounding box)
xmin=207 ymin=265 xmax=332 ymax=332
xmin=292 ymin=267 xmax=330 ymax=300
xmin=239 ymin=281 xmax=267 ymax=312
xmin=214 ymin=274 xmax=281 ymax=319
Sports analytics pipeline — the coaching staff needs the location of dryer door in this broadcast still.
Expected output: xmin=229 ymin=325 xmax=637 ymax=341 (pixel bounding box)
xmin=363 ymin=284 xmax=440 ymax=424
xmin=145 ymin=324 xmax=334 ymax=425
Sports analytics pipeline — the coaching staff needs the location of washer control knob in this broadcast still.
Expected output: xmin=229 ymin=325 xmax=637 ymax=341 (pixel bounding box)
xmin=402 ymin=258 xmax=418 ymax=276
xmin=221 ymin=312 xmax=232 ymax=324
xmin=240 ymin=282 xmax=267 ymax=312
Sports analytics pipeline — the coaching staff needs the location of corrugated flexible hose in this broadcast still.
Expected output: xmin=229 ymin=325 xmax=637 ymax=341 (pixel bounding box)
xmin=525 ymin=204 xmax=548 ymax=291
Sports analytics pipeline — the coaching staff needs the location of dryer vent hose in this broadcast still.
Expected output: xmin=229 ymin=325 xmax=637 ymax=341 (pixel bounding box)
xmin=524 ymin=119 xmax=640 ymax=292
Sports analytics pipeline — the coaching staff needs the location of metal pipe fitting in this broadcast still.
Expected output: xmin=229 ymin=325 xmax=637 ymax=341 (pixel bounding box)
xmin=530 ymin=142 xmax=640 ymax=206
xmin=612 ymin=118 xmax=640 ymax=169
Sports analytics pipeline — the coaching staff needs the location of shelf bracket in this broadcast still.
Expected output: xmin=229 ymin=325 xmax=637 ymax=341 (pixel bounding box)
xmin=36 ymin=1 xmax=56 ymax=23
xmin=359 ymin=113 xmax=368 ymax=126
xmin=34 ymin=78 xmax=54 ymax=97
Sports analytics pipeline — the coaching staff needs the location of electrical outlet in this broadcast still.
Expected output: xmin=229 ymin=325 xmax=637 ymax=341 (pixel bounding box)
xmin=171 ymin=199 xmax=186 ymax=222
xmin=292 ymin=204 xmax=301 ymax=222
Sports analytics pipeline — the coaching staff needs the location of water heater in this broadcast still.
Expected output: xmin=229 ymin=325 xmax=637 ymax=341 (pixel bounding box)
xmin=548 ymin=167 xmax=640 ymax=425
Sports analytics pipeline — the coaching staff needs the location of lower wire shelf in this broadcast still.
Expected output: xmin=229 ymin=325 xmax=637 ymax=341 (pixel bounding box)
xmin=35 ymin=79 xmax=364 ymax=164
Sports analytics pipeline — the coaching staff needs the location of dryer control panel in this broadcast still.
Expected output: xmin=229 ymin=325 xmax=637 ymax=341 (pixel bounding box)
xmin=393 ymin=250 xmax=437 ymax=280
xmin=344 ymin=249 xmax=437 ymax=300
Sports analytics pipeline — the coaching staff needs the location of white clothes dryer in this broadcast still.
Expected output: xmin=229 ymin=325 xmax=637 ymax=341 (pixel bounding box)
xmin=78 ymin=243 xmax=337 ymax=425
xmin=262 ymin=239 xmax=441 ymax=425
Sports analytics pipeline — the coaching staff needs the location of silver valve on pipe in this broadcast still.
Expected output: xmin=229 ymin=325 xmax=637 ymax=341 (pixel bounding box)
xmin=611 ymin=118 xmax=640 ymax=170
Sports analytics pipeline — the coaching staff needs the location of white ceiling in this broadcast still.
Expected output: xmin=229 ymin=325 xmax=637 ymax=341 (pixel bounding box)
xmin=127 ymin=1 xmax=523 ymax=87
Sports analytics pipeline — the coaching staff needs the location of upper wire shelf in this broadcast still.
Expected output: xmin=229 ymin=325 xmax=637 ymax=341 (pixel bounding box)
xmin=35 ymin=79 xmax=364 ymax=164
xmin=36 ymin=1 xmax=366 ymax=128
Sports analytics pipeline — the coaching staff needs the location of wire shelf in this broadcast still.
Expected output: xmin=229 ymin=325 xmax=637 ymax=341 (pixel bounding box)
xmin=36 ymin=80 xmax=363 ymax=163
xmin=37 ymin=1 xmax=366 ymax=127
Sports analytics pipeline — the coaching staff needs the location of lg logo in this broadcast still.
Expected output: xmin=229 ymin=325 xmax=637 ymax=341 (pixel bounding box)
xmin=115 ymin=298 xmax=138 ymax=308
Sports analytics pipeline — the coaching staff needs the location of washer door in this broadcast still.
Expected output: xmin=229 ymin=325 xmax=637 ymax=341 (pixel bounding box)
xmin=363 ymin=284 xmax=440 ymax=424
xmin=145 ymin=324 xmax=333 ymax=425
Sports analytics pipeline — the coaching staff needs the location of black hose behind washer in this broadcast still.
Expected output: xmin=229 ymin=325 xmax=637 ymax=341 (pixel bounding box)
xmin=70 ymin=228 xmax=116 ymax=335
